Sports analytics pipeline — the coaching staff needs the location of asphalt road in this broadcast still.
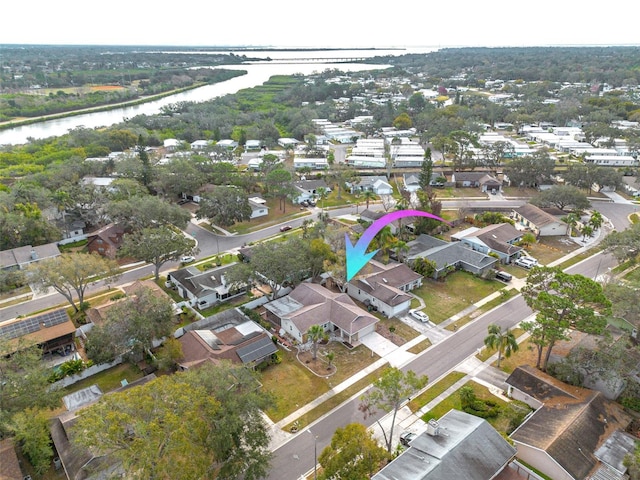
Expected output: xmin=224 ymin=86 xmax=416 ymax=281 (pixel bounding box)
xmin=264 ymin=250 xmax=619 ymax=479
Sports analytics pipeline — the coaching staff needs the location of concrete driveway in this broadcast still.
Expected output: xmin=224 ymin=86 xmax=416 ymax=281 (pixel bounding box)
xmin=360 ymin=331 xmax=415 ymax=367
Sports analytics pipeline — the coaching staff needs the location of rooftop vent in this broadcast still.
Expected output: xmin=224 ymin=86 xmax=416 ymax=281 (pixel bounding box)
xmin=426 ymin=419 xmax=440 ymax=436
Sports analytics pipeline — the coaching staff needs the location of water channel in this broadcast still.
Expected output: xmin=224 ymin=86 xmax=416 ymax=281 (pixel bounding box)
xmin=0 ymin=47 xmax=436 ymax=146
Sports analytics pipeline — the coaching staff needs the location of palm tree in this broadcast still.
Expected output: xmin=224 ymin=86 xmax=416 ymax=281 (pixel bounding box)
xmin=561 ymin=212 xmax=579 ymax=236
xmin=589 ymin=211 xmax=603 ymax=230
xmin=483 ymin=324 xmax=519 ymax=368
xmin=362 ymin=190 xmax=377 ymax=209
xmin=307 ymin=324 xmax=325 ymax=360
xmin=316 ymin=187 xmax=328 ymax=210
xmin=392 ymin=239 xmax=410 ymax=263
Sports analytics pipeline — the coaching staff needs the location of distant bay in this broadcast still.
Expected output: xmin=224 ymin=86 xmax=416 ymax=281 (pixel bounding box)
xmin=0 ymin=47 xmax=437 ymax=146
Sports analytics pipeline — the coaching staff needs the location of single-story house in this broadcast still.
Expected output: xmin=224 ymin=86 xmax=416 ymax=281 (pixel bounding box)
xmin=403 ymin=173 xmax=421 ymax=192
xmin=346 ymin=176 xmax=393 ymax=196
xmin=167 ymin=264 xmax=246 ymax=310
xmin=451 ymin=172 xmax=502 ymax=192
xmin=405 ymin=234 xmax=498 ymax=279
xmin=292 ymin=179 xmax=331 ymax=204
xmin=190 ymin=139 xmax=212 ymax=150
xmin=346 ymin=260 xmax=423 ymax=318
xmin=0 ymin=242 xmax=61 ymax=271
xmin=0 ymin=308 xmax=76 ymax=357
xmin=216 ymin=139 xmax=238 ymax=150
xmin=277 ymin=137 xmax=301 ymax=149
xmin=453 ymin=223 xmax=523 ymax=263
xmin=263 ymin=283 xmax=378 ymax=345
xmin=86 ymin=223 xmax=125 ymax=259
xmin=245 ymin=139 xmax=262 ymax=151
xmin=163 ymin=138 xmax=183 ymax=151
xmin=512 ymin=203 xmax=566 ymax=237
xmin=178 ymin=320 xmax=277 ymax=370
xmin=506 ymin=365 xmax=632 ymax=480
xmin=293 ymin=156 xmax=329 ymax=170
xmin=248 ymin=196 xmax=269 ymax=219
xmin=373 ymin=410 xmax=517 ymax=480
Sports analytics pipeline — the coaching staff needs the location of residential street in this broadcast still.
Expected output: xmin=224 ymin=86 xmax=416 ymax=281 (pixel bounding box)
xmin=264 ymin=248 xmax=621 ymax=480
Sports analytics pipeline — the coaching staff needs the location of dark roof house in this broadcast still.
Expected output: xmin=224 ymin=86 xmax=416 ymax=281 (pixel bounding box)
xmin=0 ymin=242 xmax=61 ymax=270
xmin=506 ymin=365 xmax=632 ymax=480
xmin=373 ymin=410 xmax=516 ymax=480
xmin=406 ymin=234 xmax=498 ymax=279
xmin=86 ymin=223 xmax=125 ymax=259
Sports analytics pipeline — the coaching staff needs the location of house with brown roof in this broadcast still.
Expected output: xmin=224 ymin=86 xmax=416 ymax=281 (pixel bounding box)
xmin=177 ymin=320 xmax=277 ymax=370
xmin=506 ymin=365 xmax=633 ymax=480
xmin=512 ymin=204 xmax=566 ymax=237
xmin=86 ymin=223 xmax=125 ymax=259
xmin=263 ymin=283 xmax=378 ymax=345
xmin=453 ymin=223 xmax=523 ymax=264
xmin=0 ymin=308 xmax=76 ymax=357
xmin=0 ymin=438 xmax=23 ymax=480
xmin=346 ymin=260 xmax=423 ymax=317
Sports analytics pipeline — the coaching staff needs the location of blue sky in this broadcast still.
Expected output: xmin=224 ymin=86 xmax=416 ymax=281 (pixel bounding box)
xmin=3 ymin=1 xmax=638 ymax=48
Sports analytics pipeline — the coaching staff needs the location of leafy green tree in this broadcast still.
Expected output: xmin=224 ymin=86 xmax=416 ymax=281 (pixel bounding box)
xmin=411 ymin=257 xmax=437 ymax=278
xmin=0 ymin=339 xmax=62 ymax=436
xmin=265 ymin=168 xmax=295 ymax=213
xmin=521 ymin=266 xmax=611 ymax=371
xmin=418 ymin=150 xmax=434 ymax=190
xmin=359 ymin=367 xmax=428 ymax=452
xmin=307 ymin=324 xmax=326 ymax=360
xmin=85 ymin=286 xmax=176 ymax=363
xmin=530 ymin=185 xmax=591 ymax=211
xmin=392 ymin=112 xmax=412 ymax=130
xmin=449 ymin=131 xmax=479 ymax=171
xmin=503 ymin=150 xmax=555 ymax=189
xmin=602 ymin=222 xmax=640 ymax=262
xmin=604 ymin=282 xmax=640 ymax=329
xmin=226 ymin=237 xmax=312 ymax=300
xmin=318 ymin=423 xmax=391 ymax=480
xmin=120 ymin=225 xmax=197 ymax=281
xmin=483 ymin=324 xmax=519 ymax=368
xmin=197 ymin=186 xmax=252 ymax=227
xmin=107 ymin=195 xmax=191 ymax=231
xmin=10 ymin=408 xmax=54 ymax=475
xmin=71 ymin=362 xmax=272 ymax=480
xmin=27 ymin=253 xmax=121 ymax=312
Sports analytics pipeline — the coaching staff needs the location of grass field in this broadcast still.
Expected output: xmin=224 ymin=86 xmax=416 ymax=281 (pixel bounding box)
xmin=415 ymin=271 xmax=504 ymax=324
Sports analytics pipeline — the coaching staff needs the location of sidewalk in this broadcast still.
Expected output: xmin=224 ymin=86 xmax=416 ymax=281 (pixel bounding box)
xmin=269 ymin=225 xmax=609 ymax=450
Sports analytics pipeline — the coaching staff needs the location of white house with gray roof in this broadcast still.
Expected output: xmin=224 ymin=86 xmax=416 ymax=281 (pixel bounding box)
xmin=167 ymin=264 xmax=246 ymax=310
xmin=405 ymin=234 xmax=498 ymax=279
xmin=346 ymin=260 xmax=422 ymax=318
xmin=373 ymin=410 xmax=516 ymax=480
xmin=347 ymin=176 xmax=393 ymax=195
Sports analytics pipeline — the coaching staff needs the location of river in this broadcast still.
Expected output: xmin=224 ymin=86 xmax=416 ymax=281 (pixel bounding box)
xmin=0 ymin=47 xmax=437 ymax=146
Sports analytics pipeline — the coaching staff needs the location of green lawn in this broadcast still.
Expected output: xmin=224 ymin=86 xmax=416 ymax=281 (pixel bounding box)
xmin=63 ymin=362 xmax=144 ymax=395
xmin=421 ymin=380 xmax=532 ymax=435
xmin=408 ymin=371 xmax=466 ymax=413
xmin=414 ymin=271 xmax=504 ymax=324
xmin=260 ymin=342 xmax=380 ymax=422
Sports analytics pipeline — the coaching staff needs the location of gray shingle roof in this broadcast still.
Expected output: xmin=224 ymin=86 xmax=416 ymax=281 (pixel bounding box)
xmin=373 ymin=410 xmax=516 ymax=480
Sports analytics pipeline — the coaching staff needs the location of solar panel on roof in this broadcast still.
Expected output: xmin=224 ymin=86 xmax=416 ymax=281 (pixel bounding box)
xmin=0 ymin=309 xmax=69 ymax=340
xmin=236 ymin=336 xmax=278 ymax=364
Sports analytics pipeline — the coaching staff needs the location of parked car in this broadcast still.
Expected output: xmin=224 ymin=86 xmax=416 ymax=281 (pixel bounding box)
xmin=279 ymin=225 xmax=292 ymax=232
xmin=495 ymin=271 xmax=512 ymax=282
xmin=409 ymin=309 xmax=430 ymax=323
xmin=514 ymin=257 xmax=537 ymax=269
xmin=399 ymin=431 xmax=417 ymax=447
xmin=180 ymin=255 xmax=195 ymax=263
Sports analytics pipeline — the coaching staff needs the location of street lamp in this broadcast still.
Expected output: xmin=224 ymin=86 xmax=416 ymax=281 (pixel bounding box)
xmin=307 ymin=429 xmax=318 ymax=480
